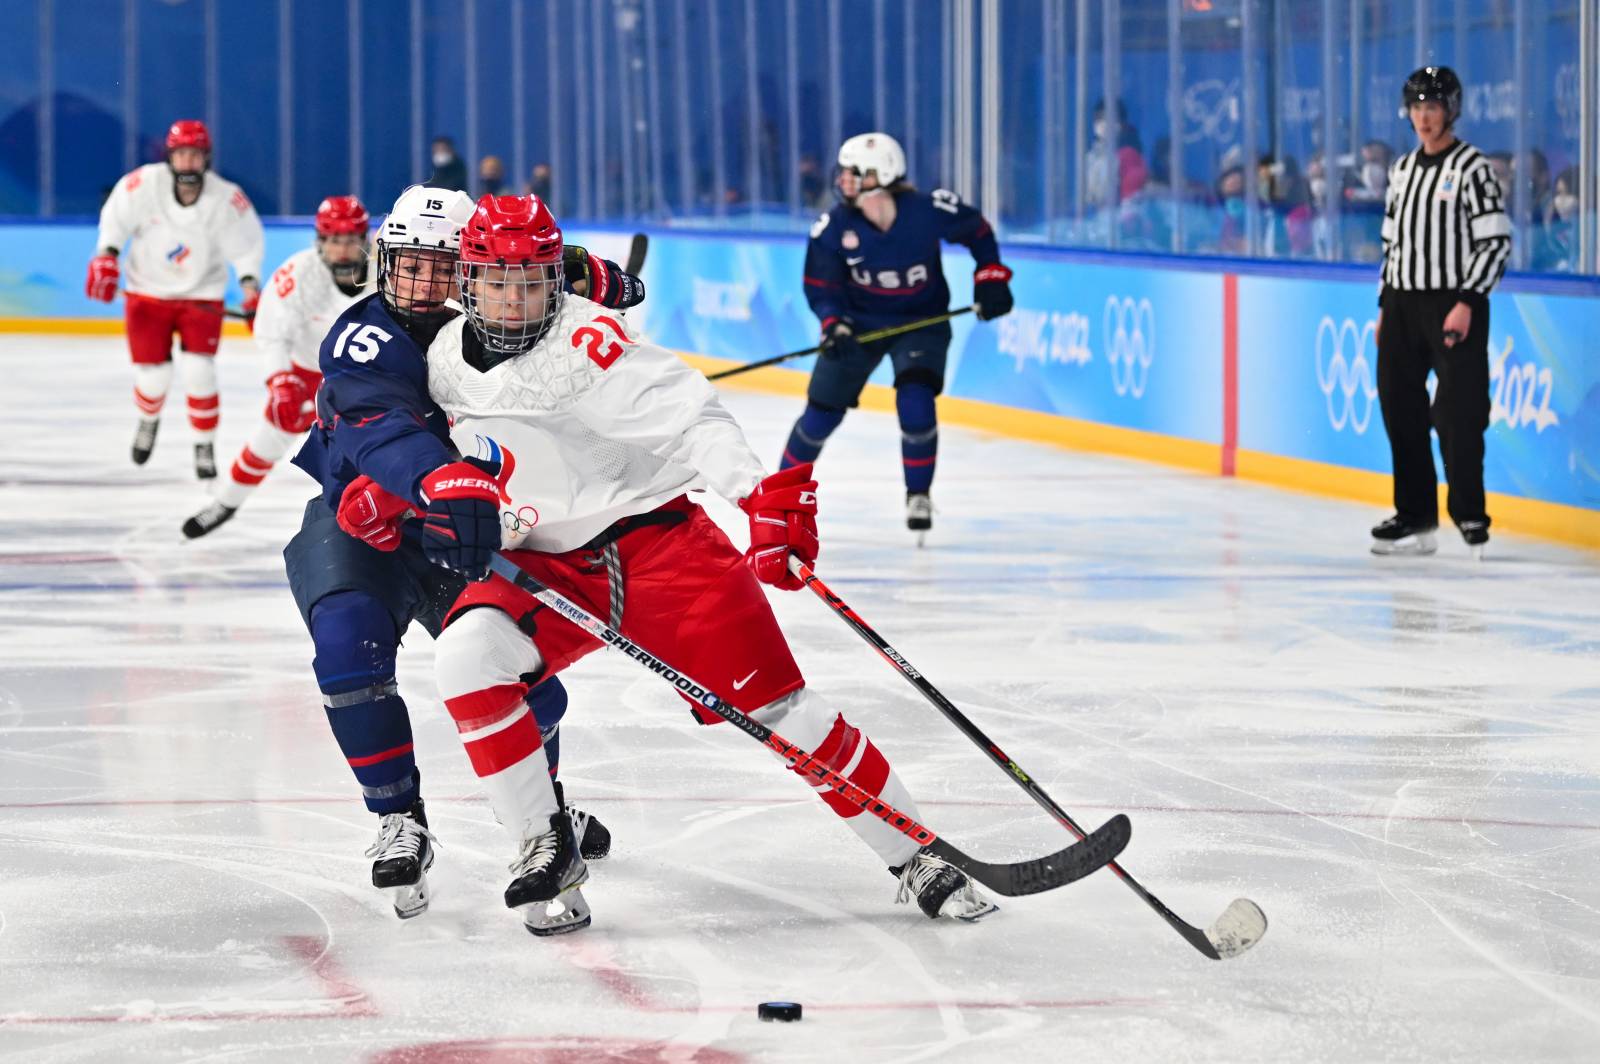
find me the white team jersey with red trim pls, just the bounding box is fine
[251,247,366,376]
[94,163,265,301]
[426,296,767,552]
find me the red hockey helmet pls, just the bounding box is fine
[314,195,371,287]
[165,120,212,154]
[457,194,565,363]
[314,195,370,236]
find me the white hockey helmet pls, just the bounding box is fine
[377,185,477,253]
[837,132,907,188]
[376,185,476,324]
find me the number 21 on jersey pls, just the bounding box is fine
[332,322,393,363]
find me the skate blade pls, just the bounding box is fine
[915,530,927,548]
[946,897,999,923]
[1370,533,1437,556]
[1469,544,1486,561]
[386,875,431,920]
[521,885,592,936]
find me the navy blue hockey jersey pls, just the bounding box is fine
[290,293,453,511]
[803,187,1002,333]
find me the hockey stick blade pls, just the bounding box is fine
[791,557,1267,959]
[927,814,1129,897]
[484,552,1130,900]
[624,232,648,275]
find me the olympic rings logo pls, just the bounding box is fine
[1104,296,1155,399]
[502,505,540,532]
[1314,315,1379,433]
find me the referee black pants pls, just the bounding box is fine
[1375,288,1491,529]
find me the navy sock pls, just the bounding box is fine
[897,383,938,494]
[310,591,419,815]
[780,403,845,469]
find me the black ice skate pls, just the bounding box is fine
[131,418,159,465]
[906,492,933,547]
[181,501,238,539]
[505,809,591,936]
[1457,519,1490,560]
[553,781,611,861]
[194,442,218,480]
[365,799,437,920]
[1370,515,1437,556]
[891,849,999,922]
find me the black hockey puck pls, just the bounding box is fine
[757,1001,802,1022]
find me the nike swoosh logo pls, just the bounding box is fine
[732,668,759,691]
[845,256,865,265]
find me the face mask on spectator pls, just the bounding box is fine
[1310,177,1327,202]
[433,149,453,167]
[1362,162,1386,193]
[1094,119,1109,141]
[1553,193,1577,221]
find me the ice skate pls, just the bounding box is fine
[906,492,933,547]
[891,849,998,922]
[1458,519,1489,561]
[131,418,160,465]
[505,809,591,936]
[1370,515,1437,556]
[181,501,238,539]
[194,442,218,480]
[365,799,437,920]
[555,781,611,860]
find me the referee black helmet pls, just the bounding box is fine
[1400,66,1462,127]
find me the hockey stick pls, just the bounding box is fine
[624,232,649,275]
[788,557,1268,960]
[706,306,974,382]
[484,551,1130,898]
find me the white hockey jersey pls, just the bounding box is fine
[251,247,367,376]
[94,163,265,301]
[426,297,767,552]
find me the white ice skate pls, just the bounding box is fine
[906,492,933,548]
[365,801,437,920]
[893,850,998,922]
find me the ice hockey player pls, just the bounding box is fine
[777,132,1014,542]
[87,119,265,479]
[351,193,998,935]
[182,195,372,539]
[282,185,643,919]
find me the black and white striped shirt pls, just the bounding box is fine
[1380,139,1511,294]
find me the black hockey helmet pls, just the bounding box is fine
[1399,66,1462,127]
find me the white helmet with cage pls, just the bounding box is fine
[837,132,907,188]
[376,185,476,324]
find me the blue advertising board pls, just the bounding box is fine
[1238,275,1600,511]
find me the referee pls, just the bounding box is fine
[1372,66,1511,558]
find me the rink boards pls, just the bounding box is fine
[3,220,1597,547]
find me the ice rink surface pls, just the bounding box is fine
[3,335,1599,1063]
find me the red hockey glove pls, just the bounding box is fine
[264,366,321,433]
[86,254,119,302]
[240,282,261,333]
[337,475,411,552]
[420,459,503,580]
[738,464,819,592]
[973,262,1014,320]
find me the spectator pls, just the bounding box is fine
[527,162,553,205]
[428,136,468,192]
[1486,151,1513,210]
[1345,140,1393,204]
[1533,165,1579,271]
[798,153,827,209]
[478,154,506,197]
[1083,99,1146,210]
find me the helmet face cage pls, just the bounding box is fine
[1400,66,1462,128]
[457,259,564,360]
[378,243,458,325]
[165,121,211,185]
[317,232,370,287]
